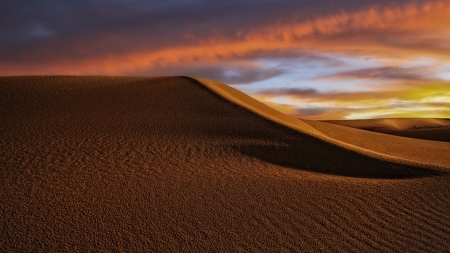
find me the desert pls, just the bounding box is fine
[323,118,450,142]
[1,76,449,252]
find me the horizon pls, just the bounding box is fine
[1,0,449,120]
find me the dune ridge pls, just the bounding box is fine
[323,118,450,142]
[302,120,450,170]
[323,118,450,132]
[1,76,449,252]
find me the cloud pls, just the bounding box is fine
[140,62,286,84]
[260,87,319,96]
[257,81,450,103]
[261,101,450,120]
[316,66,433,81]
[1,0,450,75]
[253,80,450,119]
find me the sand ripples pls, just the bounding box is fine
[1,76,449,252]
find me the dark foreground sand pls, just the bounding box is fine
[1,76,449,252]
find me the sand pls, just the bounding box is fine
[323,118,450,142]
[1,76,449,252]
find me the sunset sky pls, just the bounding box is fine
[1,0,449,119]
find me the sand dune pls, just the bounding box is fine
[197,77,450,172]
[324,118,450,142]
[323,118,450,132]
[303,120,450,171]
[1,76,449,252]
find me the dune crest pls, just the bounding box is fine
[192,77,450,173]
[303,120,450,169]
[190,77,324,136]
[323,118,450,142]
[323,118,450,132]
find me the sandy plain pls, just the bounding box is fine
[1,76,449,252]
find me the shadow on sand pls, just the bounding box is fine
[232,134,443,179]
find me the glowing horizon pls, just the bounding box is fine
[1,0,449,119]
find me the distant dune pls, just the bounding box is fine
[1,76,449,252]
[323,118,450,142]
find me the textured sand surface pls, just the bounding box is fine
[1,76,450,252]
[324,118,450,142]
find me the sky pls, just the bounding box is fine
[1,0,450,120]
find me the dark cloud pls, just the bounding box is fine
[0,0,431,66]
[292,103,450,120]
[134,63,285,84]
[317,66,433,81]
[287,105,365,120]
[260,87,319,96]
[254,80,450,104]
[373,32,450,54]
[295,107,329,117]
[224,49,343,66]
[421,102,450,108]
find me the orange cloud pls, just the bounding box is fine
[2,1,450,76]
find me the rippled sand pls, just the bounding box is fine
[1,76,449,252]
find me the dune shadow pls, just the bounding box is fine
[187,76,443,179]
[232,134,443,179]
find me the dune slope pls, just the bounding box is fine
[302,120,450,170]
[1,76,449,252]
[196,77,450,172]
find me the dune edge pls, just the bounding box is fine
[190,76,449,174]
